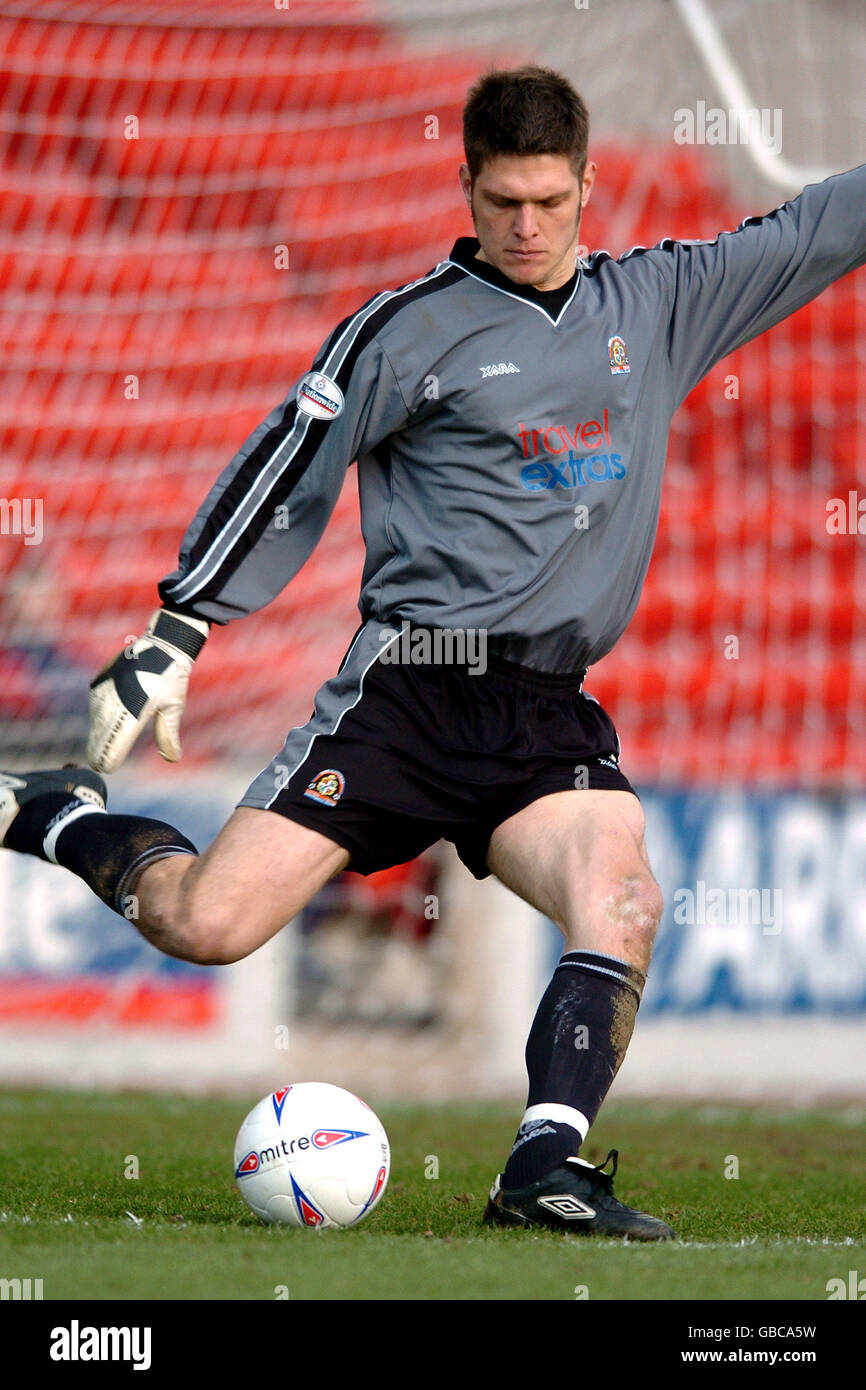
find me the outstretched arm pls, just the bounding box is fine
[159,331,408,623]
[649,162,866,404]
[88,321,408,772]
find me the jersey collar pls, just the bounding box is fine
[446,236,581,326]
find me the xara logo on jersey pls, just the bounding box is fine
[516,408,627,491]
[480,362,521,377]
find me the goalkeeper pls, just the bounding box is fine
[3,66,866,1240]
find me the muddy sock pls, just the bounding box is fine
[503,950,645,1188]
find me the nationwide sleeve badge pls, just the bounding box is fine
[296,371,345,420]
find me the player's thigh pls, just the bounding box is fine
[486,789,662,960]
[141,807,349,963]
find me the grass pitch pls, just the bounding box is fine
[0,1088,863,1301]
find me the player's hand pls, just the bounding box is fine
[87,608,210,773]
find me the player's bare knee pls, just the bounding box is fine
[560,866,662,967]
[604,871,663,960]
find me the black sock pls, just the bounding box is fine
[503,950,645,1189]
[6,793,197,915]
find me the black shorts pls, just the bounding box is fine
[239,624,636,880]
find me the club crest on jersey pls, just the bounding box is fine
[608,335,630,375]
[304,769,345,807]
[296,371,344,420]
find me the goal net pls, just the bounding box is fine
[0,0,863,1095]
[1,0,863,788]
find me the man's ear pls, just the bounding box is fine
[458,162,473,210]
[581,159,598,212]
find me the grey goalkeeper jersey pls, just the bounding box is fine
[159,163,866,674]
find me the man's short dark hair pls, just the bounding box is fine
[463,66,590,183]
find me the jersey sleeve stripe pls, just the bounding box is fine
[161,260,462,613]
[582,204,785,275]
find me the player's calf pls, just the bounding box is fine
[132,857,273,967]
[143,809,350,965]
[486,790,665,1195]
[1,769,348,967]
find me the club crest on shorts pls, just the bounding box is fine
[296,371,344,420]
[607,335,630,375]
[304,769,346,807]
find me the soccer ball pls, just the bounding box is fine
[233,1082,390,1228]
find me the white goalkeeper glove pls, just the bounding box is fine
[87,608,210,773]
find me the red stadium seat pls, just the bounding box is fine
[1,7,862,781]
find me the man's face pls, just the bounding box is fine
[459,152,596,292]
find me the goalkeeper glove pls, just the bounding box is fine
[87,608,210,773]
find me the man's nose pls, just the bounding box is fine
[512,204,539,240]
